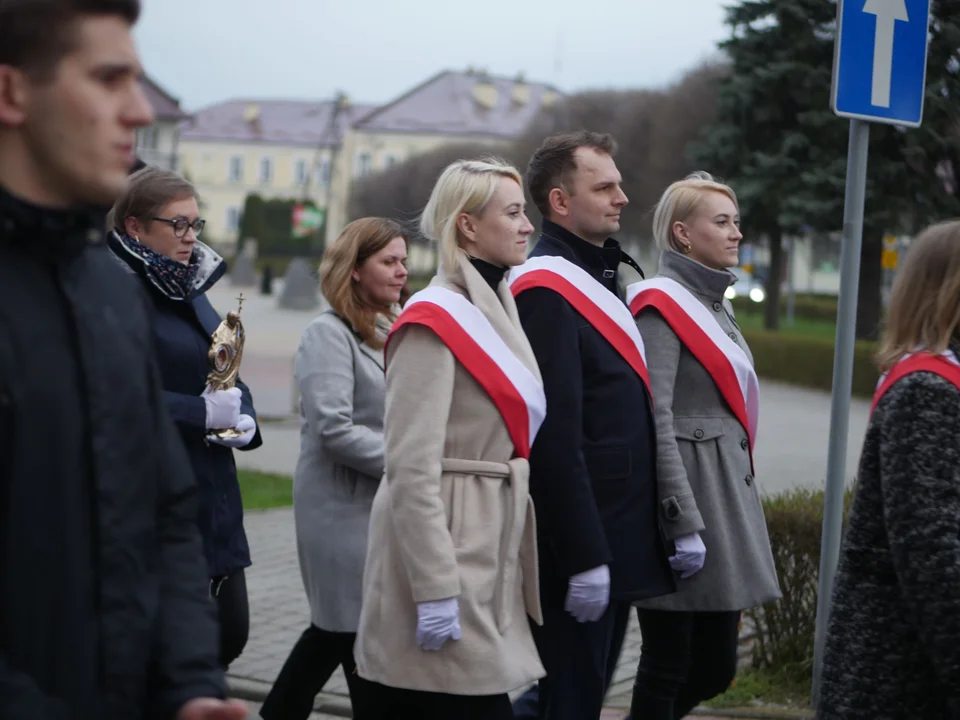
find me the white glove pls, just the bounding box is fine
[415,598,462,651]
[669,532,707,579]
[565,564,610,623]
[207,414,257,449]
[202,386,241,430]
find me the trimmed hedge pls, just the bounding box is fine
[743,330,880,398]
[748,487,855,673]
[732,293,839,323]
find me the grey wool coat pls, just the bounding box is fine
[293,309,391,632]
[818,362,960,719]
[633,251,781,612]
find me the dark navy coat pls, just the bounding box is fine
[514,220,675,605]
[108,232,261,578]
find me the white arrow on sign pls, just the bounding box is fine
[863,0,910,108]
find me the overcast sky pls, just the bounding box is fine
[134,0,731,112]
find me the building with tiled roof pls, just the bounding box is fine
[177,68,561,247]
[325,69,562,243]
[136,75,190,171]
[178,96,375,246]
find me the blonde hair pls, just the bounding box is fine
[652,171,739,253]
[876,220,960,372]
[420,157,523,272]
[319,217,408,349]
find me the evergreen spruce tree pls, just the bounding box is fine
[693,0,960,337]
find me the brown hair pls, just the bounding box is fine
[107,166,199,233]
[320,217,408,349]
[526,130,618,217]
[0,0,140,80]
[877,220,960,372]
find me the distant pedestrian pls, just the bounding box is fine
[260,218,408,720]
[817,219,960,720]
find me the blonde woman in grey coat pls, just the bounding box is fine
[260,218,408,720]
[623,172,781,720]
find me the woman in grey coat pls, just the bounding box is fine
[260,218,409,720]
[624,172,780,720]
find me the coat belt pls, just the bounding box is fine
[440,458,511,478]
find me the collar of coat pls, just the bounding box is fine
[534,219,626,296]
[431,251,542,382]
[0,183,108,262]
[658,250,736,303]
[106,229,226,302]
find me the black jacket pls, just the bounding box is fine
[515,220,675,604]
[107,232,261,578]
[0,187,226,719]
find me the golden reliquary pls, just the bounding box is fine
[206,293,246,440]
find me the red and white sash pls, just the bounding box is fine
[627,277,760,458]
[871,351,960,413]
[386,286,547,459]
[507,255,651,393]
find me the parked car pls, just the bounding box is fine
[725,267,766,303]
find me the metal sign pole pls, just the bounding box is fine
[811,117,870,703]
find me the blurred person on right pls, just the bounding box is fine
[817,219,960,720]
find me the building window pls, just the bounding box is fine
[226,207,241,233]
[228,156,244,183]
[294,159,308,186]
[315,159,331,186]
[354,152,372,179]
[259,157,273,185]
[137,126,158,151]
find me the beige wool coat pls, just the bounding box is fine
[354,254,545,696]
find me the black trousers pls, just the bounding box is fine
[630,609,740,720]
[260,625,372,720]
[212,569,249,669]
[529,600,631,720]
[357,681,513,720]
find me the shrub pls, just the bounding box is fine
[731,293,839,322]
[743,330,880,397]
[748,487,855,673]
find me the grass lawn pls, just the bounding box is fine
[734,310,838,340]
[238,469,293,510]
[705,665,813,711]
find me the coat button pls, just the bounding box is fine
[745,474,754,486]
[713,301,722,312]
[741,438,749,450]
[694,429,704,439]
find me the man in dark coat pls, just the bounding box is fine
[511,131,675,719]
[0,1,246,719]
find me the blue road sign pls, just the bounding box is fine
[831,0,932,127]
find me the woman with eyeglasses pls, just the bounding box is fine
[106,167,262,670]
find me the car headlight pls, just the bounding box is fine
[749,287,765,303]
[724,287,737,300]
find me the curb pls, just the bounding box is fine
[689,707,813,720]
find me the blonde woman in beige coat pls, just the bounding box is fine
[354,158,546,719]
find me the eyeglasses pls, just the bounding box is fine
[152,216,206,238]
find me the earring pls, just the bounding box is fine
[682,243,692,254]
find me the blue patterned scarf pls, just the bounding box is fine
[116,231,201,300]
